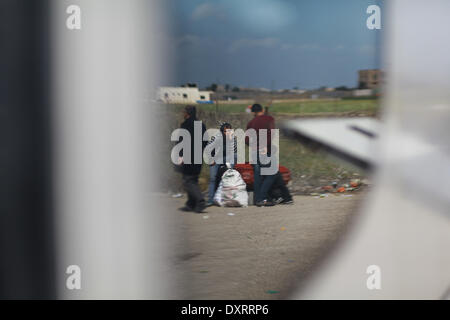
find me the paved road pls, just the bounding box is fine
[168,192,367,299]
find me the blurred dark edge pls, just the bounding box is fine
[0,1,56,299]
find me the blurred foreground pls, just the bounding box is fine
[168,191,367,299]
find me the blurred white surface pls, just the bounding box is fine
[293,0,450,299]
[53,0,171,299]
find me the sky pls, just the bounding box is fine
[165,0,383,90]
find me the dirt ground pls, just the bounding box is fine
[167,191,367,299]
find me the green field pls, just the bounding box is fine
[164,99,379,116]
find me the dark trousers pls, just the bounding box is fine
[268,172,292,201]
[182,174,205,209]
[252,163,277,203]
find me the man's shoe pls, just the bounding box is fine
[273,197,284,205]
[194,205,206,213]
[256,200,276,207]
[255,201,264,207]
[281,199,294,205]
[178,206,193,212]
[264,200,276,207]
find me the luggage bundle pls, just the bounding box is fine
[214,168,248,207]
[233,163,291,191]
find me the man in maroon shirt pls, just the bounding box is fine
[246,104,277,206]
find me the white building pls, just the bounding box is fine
[157,86,213,104]
[352,89,374,97]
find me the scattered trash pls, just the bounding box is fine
[266,290,280,294]
[350,179,361,188]
[332,181,338,188]
[343,184,350,188]
[288,259,295,263]
[337,187,346,193]
[346,187,355,191]
[321,185,333,192]
[342,194,353,197]
[280,227,286,231]
[172,193,183,198]
[227,212,235,216]
[203,215,209,219]
[319,193,328,198]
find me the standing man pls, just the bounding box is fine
[246,104,277,207]
[178,105,207,213]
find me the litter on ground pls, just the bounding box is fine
[266,290,280,294]
[172,193,183,198]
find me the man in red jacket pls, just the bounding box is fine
[246,104,277,207]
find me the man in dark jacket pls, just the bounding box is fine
[178,105,207,213]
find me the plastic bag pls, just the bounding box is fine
[214,169,248,207]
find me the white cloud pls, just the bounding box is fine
[228,38,321,53]
[191,3,224,21]
[280,43,294,50]
[176,34,201,47]
[280,43,320,51]
[231,0,295,32]
[229,38,280,53]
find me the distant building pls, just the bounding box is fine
[288,89,306,94]
[157,86,213,104]
[358,69,383,89]
[215,84,226,92]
